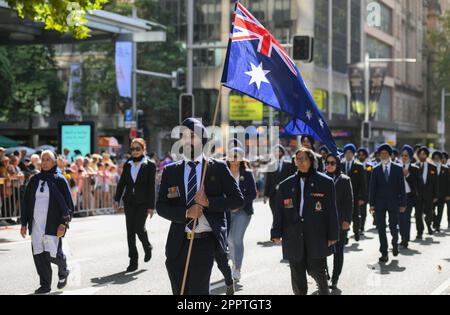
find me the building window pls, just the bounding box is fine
[376,1,393,34]
[332,0,348,73]
[351,0,361,64]
[376,87,391,122]
[194,0,222,43]
[332,93,347,115]
[314,0,329,68]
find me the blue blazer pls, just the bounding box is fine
[156,158,244,260]
[271,171,340,261]
[21,173,74,236]
[236,168,257,215]
[369,163,406,211]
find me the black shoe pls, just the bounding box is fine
[379,255,389,263]
[57,270,70,290]
[345,237,349,245]
[329,279,338,290]
[427,226,434,235]
[354,233,360,242]
[401,241,409,249]
[144,247,152,263]
[226,282,235,295]
[416,235,423,241]
[34,286,51,294]
[126,260,138,273]
[393,247,399,257]
[435,228,441,233]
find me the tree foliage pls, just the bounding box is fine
[6,0,109,39]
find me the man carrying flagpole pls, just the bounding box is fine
[157,118,243,295]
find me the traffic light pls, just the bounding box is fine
[179,94,195,124]
[172,68,186,90]
[136,110,146,138]
[292,35,314,63]
[362,121,371,140]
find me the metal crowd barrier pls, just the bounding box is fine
[0,178,22,221]
[72,175,119,216]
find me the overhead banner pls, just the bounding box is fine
[369,66,387,120]
[64,63,82,120]
[115,41,133,99]
[348,64,365,117]
[349,64,387,120]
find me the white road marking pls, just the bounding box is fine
[430,277,450,295]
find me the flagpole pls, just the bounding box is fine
[180,85,223,295]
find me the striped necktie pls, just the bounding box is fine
[186,161,199,230]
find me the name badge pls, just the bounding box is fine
[283,198,294,209]
[167,186,181,199]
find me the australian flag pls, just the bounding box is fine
[221,2,337,154]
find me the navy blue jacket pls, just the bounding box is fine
[369,163,406,211]
[235,168,257,215]
[156,158,244,260]
[21,173,74,236]
[271,171,340,261]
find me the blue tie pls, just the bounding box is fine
[186,161,199,230]
[384,166,389,182]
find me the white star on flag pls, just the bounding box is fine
[318,119,325,129]
[306,110,313,120]
[245,62,270,90]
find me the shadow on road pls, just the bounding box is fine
[399,248,421,256]
[344,243,363,253]
[257,241,278,248]
[91,270,146,286]
[210,279,243,295]
[413,237,440,246]
[378,260,406,274]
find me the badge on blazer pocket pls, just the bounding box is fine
[283,198,294,209]
[314,201,323,212]
[167,186,181,199]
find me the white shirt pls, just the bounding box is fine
[128,159,145,182]
[299,178,305,217]
[31,181,60,258]
[420,162,428,184]
[184,155,212,233]
[401,162,411,194]
[436,163,442,176]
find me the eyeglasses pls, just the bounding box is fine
[130,147,142,152]
[295,157,310,163]
[325,161,337,166]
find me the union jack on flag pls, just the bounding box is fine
[221,1,337,154]
[231,3,298,76]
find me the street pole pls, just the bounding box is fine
[363,52,370,148]
[132,5,137,123]
[187,0,194,95]
[441,89,450,150]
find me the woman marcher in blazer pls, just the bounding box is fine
[324,153,353,290]
[20,150,74,294]
[114,138,156,272]
[227,147,257,282]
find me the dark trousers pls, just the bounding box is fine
[415,198,433,235]
[124,202,152,261]
[32,240,68,290]
[399,194,414,243]
[375,207,399,256]
[331,231,347,283]
[448,200,450,227]
[214,248,233,286]
[289,257,329,295]
[433,199,446,230]
[166,234,215,295]
[352,201,362,235]
[359,202,368,232]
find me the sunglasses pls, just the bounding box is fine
[130,147,142,152]
[40,181,45,193]
[325,161,337,166]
